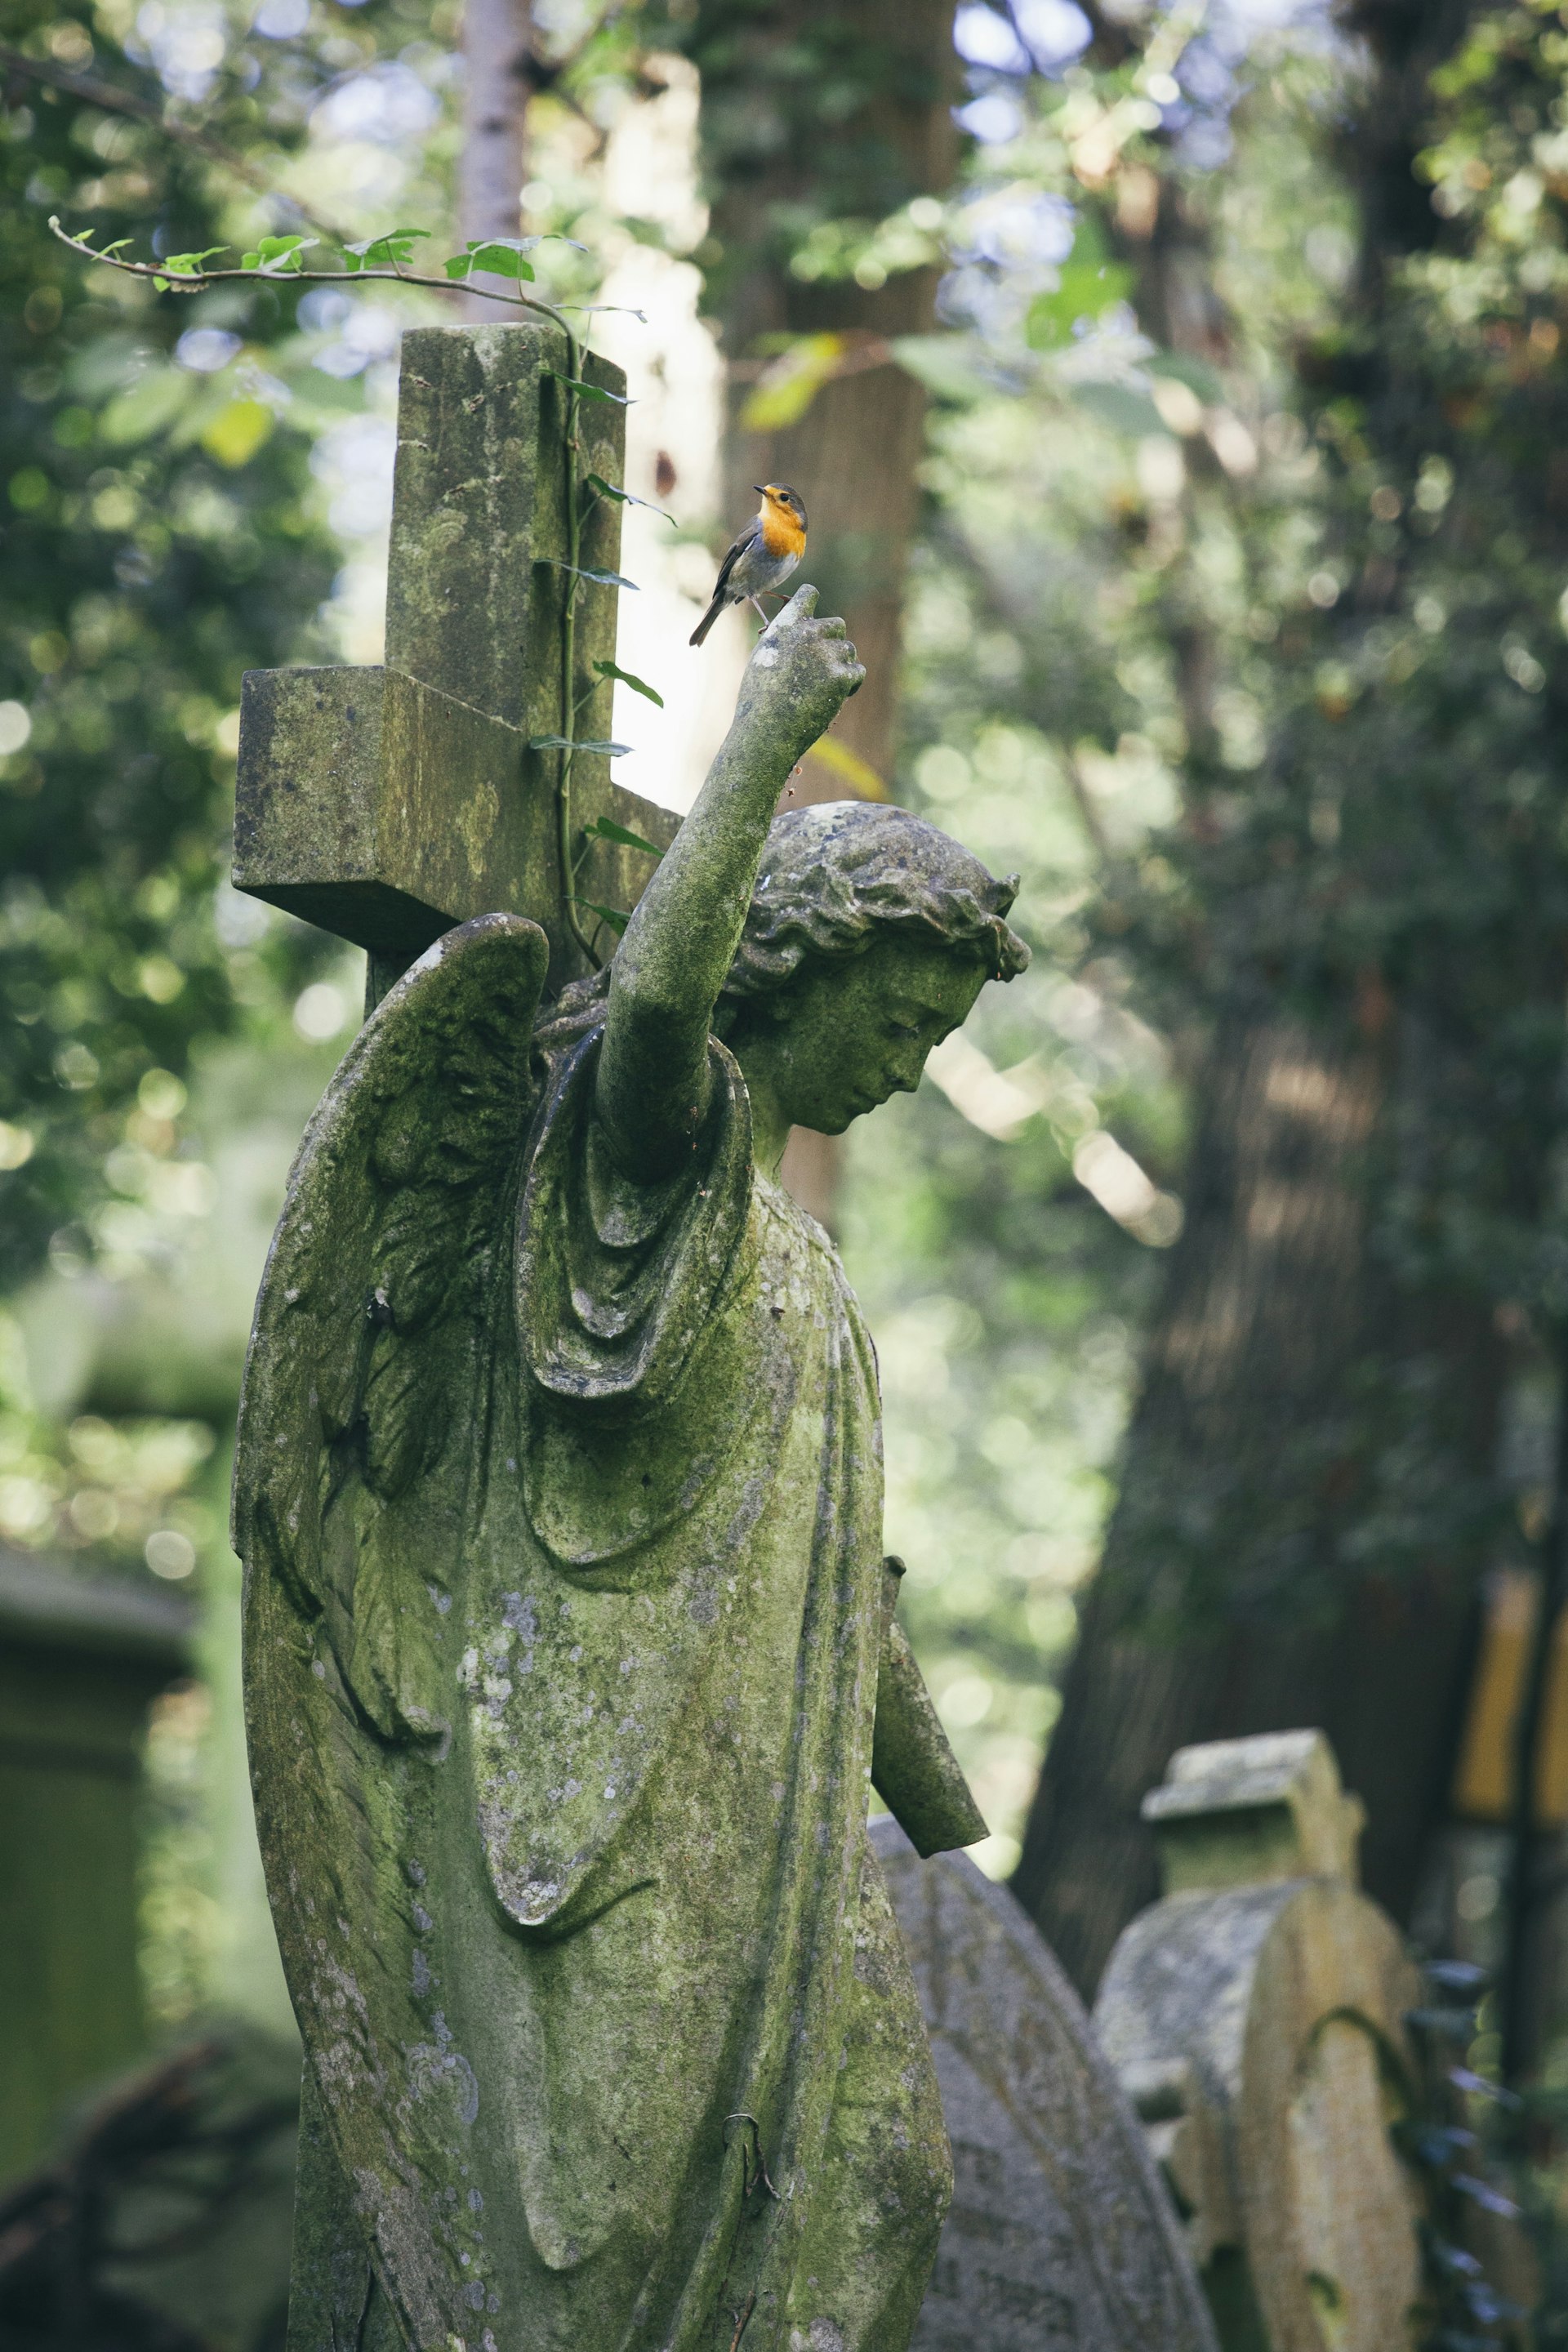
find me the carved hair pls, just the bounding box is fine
[555,800,1029,1031]
[718,802,1030,1023]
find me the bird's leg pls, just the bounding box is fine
[749,595,769,622]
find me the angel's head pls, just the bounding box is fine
[713,801,1029,1140]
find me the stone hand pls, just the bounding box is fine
[736,585,866,769]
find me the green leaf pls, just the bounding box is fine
[741,332,848,432]
[592,658,664,708]
[341,228,430,274]
[582,813,663,856]
[100,366,193,445]
[584,474,675,525]
[154,246,227,287]
[1025,220,1134,351]
[241,235,317,274]
[1147,350,1223,406]
[1069,381,1165,437]
[888,334,991,404]
[538,559,639,590]
[443,237,539,283]
[528,735,635,755]
[546,372,631,407]
[157,247,227,278]
[567,896,630,936]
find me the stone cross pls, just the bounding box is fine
[231,323,678,1006]
[1094,1731,1425,2352]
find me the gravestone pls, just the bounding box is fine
[1094,1731,1424,2352]
[0,1544,192,2182]
[234,323,679,1009]
[231,317,1040,2350]
[872,1816,1218,2352]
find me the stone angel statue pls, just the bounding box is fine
[234,589,1030,2352]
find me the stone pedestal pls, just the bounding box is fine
[0,1546,191,2181]
[1093,1731,1424,2352]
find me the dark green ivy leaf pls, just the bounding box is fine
[528,736,634,755]
[537,559,639,590]
[546,372,631,407]
[592,658,664,708]
[567,896,630,935]
[584,474,675,525]
[582,814,663,856]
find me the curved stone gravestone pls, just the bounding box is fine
[1094,1732,1425,2352]
[871,1816,1218,2352]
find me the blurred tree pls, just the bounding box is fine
[458,0,531,314]
[650,0,962,1219]
[0,0,345,1294]
[1004,0,1568,2056]
[658,0,960,780]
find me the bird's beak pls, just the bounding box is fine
[753,484,768,495]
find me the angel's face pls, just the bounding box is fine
[735,937,988,1143]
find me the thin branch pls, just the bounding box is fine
[1,42,345,238]
[48,218,572,334]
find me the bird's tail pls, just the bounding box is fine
[689,596,724,648]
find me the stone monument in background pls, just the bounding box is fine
[1096,1731,1427,2352]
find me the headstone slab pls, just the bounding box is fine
[1144,1729,1368,1896]
[1094,1732,1425,2352]
[871,1816,1218,2352]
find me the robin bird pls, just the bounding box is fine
[689,484,808,647]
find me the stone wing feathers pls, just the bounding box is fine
[232,915,548,2345]
[234,912,547,1738]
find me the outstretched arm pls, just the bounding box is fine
[595,587,864,1182]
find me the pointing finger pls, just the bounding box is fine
[767,583,818,633]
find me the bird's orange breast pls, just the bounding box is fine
[760,505,807,560]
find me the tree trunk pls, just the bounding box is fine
[1013,1013,1501,1993]
[693,0,958,1220]
[1014,0,1506,1999]
[696,0,956,778]
[460,0,531,317]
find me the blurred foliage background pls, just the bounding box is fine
[11,0,1568,2337]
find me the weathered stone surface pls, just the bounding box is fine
[872,1817,1219,2352]
[234,539,1033,2349]
[1094,1732,1425,2352]
[871,1560,987,1858]
[234,664,675,967]
[385,324,620,738]
[1143,1725,1368,1896]
[233,324,676,998]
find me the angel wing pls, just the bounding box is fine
[233,911,549,2345]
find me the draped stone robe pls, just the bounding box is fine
[236,917,961,2352]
